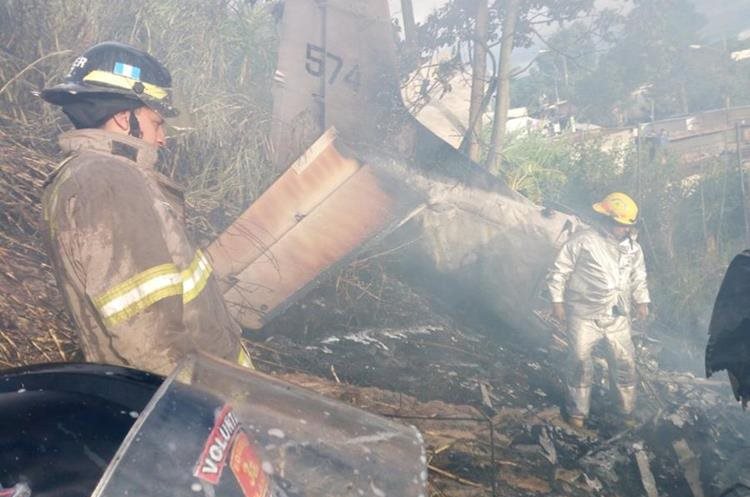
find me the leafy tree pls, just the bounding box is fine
[412,0,599,171]
[511,21,601,112]
[514,0,750,125]
[586,0,706,123]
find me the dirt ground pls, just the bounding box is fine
[254,266,750,497]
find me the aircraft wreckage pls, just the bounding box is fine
[206,0,581,337]
[3,1,750,496]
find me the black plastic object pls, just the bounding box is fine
[706,249,750,406]
[0,363,163,497]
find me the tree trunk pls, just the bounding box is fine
[485,0,521,174]
[401,0,417,49]
[466,0,489,162]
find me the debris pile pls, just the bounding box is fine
[258,271,750,497]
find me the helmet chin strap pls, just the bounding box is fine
[128,110,143,139]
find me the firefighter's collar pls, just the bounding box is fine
[594,224,635,248]
[58,128,158,169]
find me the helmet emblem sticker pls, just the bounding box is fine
[193,405,241,484]
[67,56,88,76]
[114,62,141,81]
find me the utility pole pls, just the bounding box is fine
[737,123,750,246]
[635,125,642,203]
[722,36,731,109]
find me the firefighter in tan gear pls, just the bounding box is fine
[547,192,650,428]
[40,42,252,375]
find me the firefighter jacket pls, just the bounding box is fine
[546,227,650,319]
[42,129,243,375]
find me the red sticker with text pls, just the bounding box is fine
[230,431,270,497]
[193,405,241,484]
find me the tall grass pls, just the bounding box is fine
[0,0,278,240]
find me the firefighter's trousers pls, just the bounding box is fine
[565,315,637,418]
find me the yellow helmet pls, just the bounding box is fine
[592,192,638,225]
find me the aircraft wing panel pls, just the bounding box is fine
[207,128,360,279]
[216,139,421,329]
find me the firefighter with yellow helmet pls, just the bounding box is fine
[40,42,252,374]
[546,192,650,428]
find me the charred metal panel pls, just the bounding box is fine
[213,134,421,329]
[207,129,360,279]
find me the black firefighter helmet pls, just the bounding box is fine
[41,41,178,128]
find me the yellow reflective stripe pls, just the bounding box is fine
[93,263,182,326]
[182,249,213,304]
[103,284,183,327]
[93,250,213,327]
[93,263,179,308]
[238,343,255,370]
[83,70,168,100]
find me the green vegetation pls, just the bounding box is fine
[492,131,746,340]
[0,0,278,241]
[512,0,750,125]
